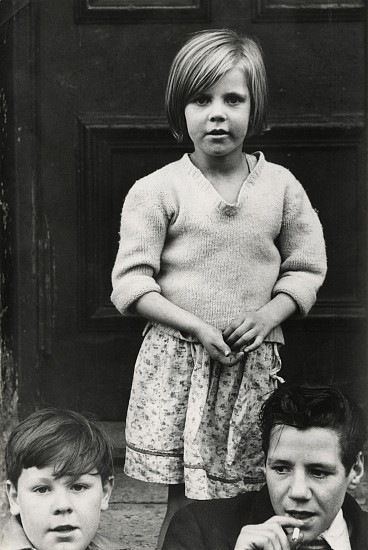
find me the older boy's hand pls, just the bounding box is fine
[194,322,244,366]
[223,311,272,353]
[234,516,304,549]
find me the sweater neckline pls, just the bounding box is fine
[181,152,264,213]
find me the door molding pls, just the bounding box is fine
[74,0,211,24]
[8,2,41,415]
[252,0,364,22]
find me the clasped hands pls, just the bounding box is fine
[194,311,272,367]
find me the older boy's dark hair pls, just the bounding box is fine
[260,384,366,474]
[6,408,114,487]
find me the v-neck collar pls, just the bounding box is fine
[182,151,264,213]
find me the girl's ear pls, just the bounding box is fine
[6,480,21,516]
[347,452,364,490]
[100,476,114,511]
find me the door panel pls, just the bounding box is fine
[13,0,366,418]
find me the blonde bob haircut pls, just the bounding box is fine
[165,29,268,143]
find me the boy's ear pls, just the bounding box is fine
[347,452,364,490]
[100,476,114,511]
[6,480,21,516]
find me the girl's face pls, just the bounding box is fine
[184,64,251,163]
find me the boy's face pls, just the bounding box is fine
[265,425,364,541]
[6,466,113,550]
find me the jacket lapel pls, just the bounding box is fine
[247,485,275,524]
[342,493,368,550]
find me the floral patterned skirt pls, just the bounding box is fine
[124,323,283,499]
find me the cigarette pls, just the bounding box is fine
[291,528,300,542]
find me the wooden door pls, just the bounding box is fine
[5,0,366,421]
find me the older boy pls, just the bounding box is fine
[1,408,122,550]
[163,384,367,549]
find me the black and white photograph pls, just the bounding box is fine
[0,1,367,549]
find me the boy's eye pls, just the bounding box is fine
[272,465,290,475]
[311,470,328,479]
[33,486,50,494]
[71,484,87,492]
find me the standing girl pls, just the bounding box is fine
[111,29,327,544]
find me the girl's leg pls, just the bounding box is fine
[156,483,194,550]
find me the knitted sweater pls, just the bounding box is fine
[111,152,327,343]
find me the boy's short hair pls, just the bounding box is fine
[260,384,367,474]
[6,408,114,486]
[165,28,268,142]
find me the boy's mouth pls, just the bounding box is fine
[287,510,316,521]
[51,525,77,532]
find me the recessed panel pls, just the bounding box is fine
[77,116,365,331]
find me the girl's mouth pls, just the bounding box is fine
[208,129,228,135]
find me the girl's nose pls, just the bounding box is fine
[209,99,226,121]
[51,488,73,514]
[288,472,311,501]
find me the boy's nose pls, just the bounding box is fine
[288,472,311,501]
[51,489,73,514]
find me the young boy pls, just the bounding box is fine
[1,408,123,550]
[163,384,367,549]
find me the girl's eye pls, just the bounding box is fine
[226,95,242,105]
[194,96,210,106]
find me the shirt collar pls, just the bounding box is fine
[0,515,35,550]
[320,509,351,550]
[0,515,121,550]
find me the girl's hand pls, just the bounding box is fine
[223,311,272,353]
[234,516,304,550]
[194,322,244,366]
[223,295,298,353]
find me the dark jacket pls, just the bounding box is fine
[163,486,368,550]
